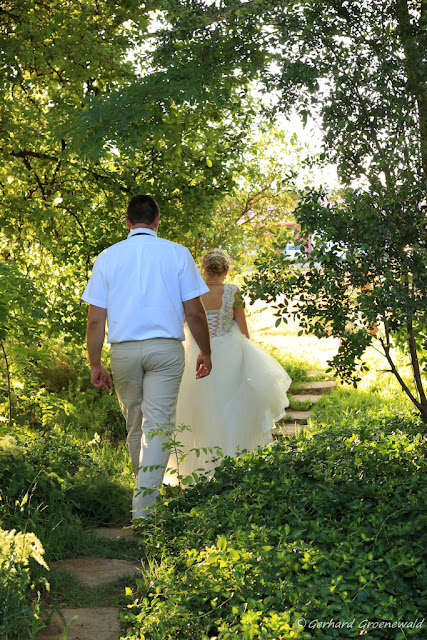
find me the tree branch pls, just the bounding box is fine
[403,270,427,407]
[0,341,12,430]
[379,328,420,409]
[236,183,274,224]
[21,156,46,198]
[10,149,59,162]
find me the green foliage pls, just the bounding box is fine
[0,422,135,637]
[122,413,426,639]
[1,0,153,339]
[0,0,259,364]
[152,0,425,183]
[188,127,304,268]
[0,263,44,344]
[244,183,427,421]
[0,428,133,549]
[311,375,415,428]
[0,335,127,446]
[0,527,47,640]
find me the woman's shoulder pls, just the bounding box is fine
[225,282,239,293]
[223,283,242,308]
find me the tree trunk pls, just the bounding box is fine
[395,0,427,183]
[0,341,12,430]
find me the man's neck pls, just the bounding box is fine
[130,224,156,231]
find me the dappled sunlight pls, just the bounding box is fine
[247,299,421,418]
[247,297,340,369]
[245,299,419,423]
[254,333,340,370]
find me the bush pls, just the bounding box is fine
[0,424,134,636]
[0,429,133,553]
[123,413,426,639]
[0,527,48,640]
[1,338,127,444]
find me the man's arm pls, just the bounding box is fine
[182,297,212,378]
[86,304,113,392]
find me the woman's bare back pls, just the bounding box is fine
[201,284,226,311]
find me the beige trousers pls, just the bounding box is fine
[110,338,185,519]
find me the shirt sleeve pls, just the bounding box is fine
[81,252,108,309]
[179,248,209,302]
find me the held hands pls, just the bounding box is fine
[196,353,212,379]
[90,365,113,393]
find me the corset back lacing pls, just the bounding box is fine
[205,284,237,338]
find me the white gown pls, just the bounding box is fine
[165,283,292,484]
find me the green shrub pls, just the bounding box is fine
[0,527,48,640]
[65,474,132,526]
[1,338,127,443]
[0,429,133,555]
[97,393,127,443]
[122,413,426,639]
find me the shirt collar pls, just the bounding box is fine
[128,228,157,238]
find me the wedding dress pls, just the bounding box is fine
[165,283,292,484]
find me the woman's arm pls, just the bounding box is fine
[233,289,250,339]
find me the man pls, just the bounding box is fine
[81,195,211,520]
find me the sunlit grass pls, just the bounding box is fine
[248,298,340,371]
[248,299,422,424]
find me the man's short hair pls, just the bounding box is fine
[127,195,159,225]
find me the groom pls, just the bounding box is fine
[81,194,212,519]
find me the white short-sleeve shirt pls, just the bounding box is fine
[81,228,209,343]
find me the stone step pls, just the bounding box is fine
[290,393,323,405]
[51,557,141,589]
[272,422,304,438]
[283,410,312,424]
[37,607,121,640]
[93,527,139,541]
[293,380,337,394]
[306,370,323,377]
[272,410,312,439]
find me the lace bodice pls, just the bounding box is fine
[206,283,238,338]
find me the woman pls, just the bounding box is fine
[166,249,292,484]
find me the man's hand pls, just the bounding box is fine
[196,353,212,379]
[90,365,113,393]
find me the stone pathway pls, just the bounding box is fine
[38,608,121,640]
[37,528,141,640]
[273,371,337,438]
[50,557,140,589]
[38,372,337,639]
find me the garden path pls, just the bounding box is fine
[37,528,141,640]
[273,371,337,437]
[37,373,336,639]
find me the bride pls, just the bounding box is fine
[166,249,292,484]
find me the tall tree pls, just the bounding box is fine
[0,0,262,422]
[149,0,425,184]
[1,0,150,333]
[0,0,256,338]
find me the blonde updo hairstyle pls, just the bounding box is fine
[200,249,232,278]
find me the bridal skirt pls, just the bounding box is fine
[165,322,292,484]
